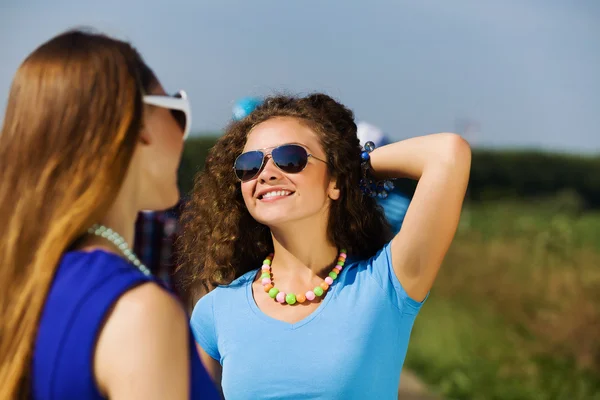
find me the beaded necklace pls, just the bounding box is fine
[259,249,347,305]
[87,224,152,276]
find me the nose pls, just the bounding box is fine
[257,156,283,183]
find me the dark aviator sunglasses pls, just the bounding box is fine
[233,144,327,182]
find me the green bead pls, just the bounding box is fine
[329,271,338,280]
[263,259,272,266]
[268,288,279,298]
[313,286,324,297]
[341,249,347,253]
[260,272,270,279]
[337,260,344,265]
[285,293,297,305]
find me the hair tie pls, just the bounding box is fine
[359,141,395,199]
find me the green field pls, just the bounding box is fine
[405,201,600,400]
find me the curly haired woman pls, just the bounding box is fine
[178,93,471,399]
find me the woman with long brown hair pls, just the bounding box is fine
[0,29,218,399]
[178,93,471,399]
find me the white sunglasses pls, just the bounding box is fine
[143,90,191,140]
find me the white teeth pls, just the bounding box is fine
[262,190,291,199]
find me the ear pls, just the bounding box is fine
[328,179,341,201]
[138,123,151,145]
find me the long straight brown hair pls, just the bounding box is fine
[0,29,156,398]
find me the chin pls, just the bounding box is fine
[143,188,180,212]
[163,191,181,209]
[252,209,302,228]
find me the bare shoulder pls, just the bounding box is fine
[110,281,187,325]
[94,282,191,399]
[101,282,188,340]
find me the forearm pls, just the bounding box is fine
[368,133,471,181]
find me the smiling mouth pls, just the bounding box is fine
[258,190,295,200]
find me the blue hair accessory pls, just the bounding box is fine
[232,97,262,121]
[359,141,395,199]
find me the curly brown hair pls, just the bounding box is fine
[176,93,392,303]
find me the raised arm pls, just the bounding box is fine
[369,133,471,302]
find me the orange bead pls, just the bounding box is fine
[320,282,329,291]
[296,294,306,303]
[263,284,273,292]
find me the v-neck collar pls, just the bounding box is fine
[244,265,349,330]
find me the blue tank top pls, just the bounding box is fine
[32,250,219,400]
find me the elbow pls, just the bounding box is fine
[439,133,472,168]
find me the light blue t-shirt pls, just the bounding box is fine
[190,242,426,400]
[378,188,411,235]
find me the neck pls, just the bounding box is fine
[78,179,140,254]
[269,217,338,280]
[99,206,138,246]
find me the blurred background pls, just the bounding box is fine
[2,1,599,399]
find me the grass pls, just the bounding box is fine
[405,201,600,400]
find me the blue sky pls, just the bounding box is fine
[1,0,598,153]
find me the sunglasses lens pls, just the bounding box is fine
[272,144,309,174]
[171,109,186,133]
[234,151,264,181]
